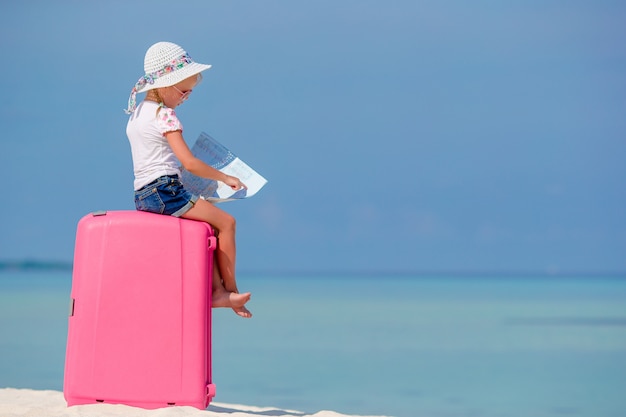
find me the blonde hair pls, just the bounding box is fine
[145,89,165,117]
[146,89,163,104]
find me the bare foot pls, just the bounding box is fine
[212,289,252,318]
[233,305,252,318]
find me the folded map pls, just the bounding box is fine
[181,132,268,203]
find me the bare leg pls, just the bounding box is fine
[182,198,252,318]
[211,257,252,318]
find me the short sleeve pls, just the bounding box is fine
[156,106,183,134]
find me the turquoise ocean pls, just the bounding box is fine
[1,270,625,417]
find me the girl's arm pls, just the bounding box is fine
[165,130,246,190]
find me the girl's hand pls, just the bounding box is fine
[224,175,247,191]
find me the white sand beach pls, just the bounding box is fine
[0,388,390,417]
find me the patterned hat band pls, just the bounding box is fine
[125,53,205,114]
[137,54,193,90]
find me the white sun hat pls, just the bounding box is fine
[125,41,212,114]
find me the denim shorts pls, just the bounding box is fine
[134,175,199,217]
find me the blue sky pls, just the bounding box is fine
[1,1,624,274]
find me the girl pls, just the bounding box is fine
[125,41,251,318]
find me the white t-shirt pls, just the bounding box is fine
[126,101,184,190]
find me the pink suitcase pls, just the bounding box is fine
[63,210,217,409]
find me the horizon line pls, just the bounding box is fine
[1,259,624,278]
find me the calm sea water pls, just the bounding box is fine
[1,271,625,417]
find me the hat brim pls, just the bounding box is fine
[136,62,212,93]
